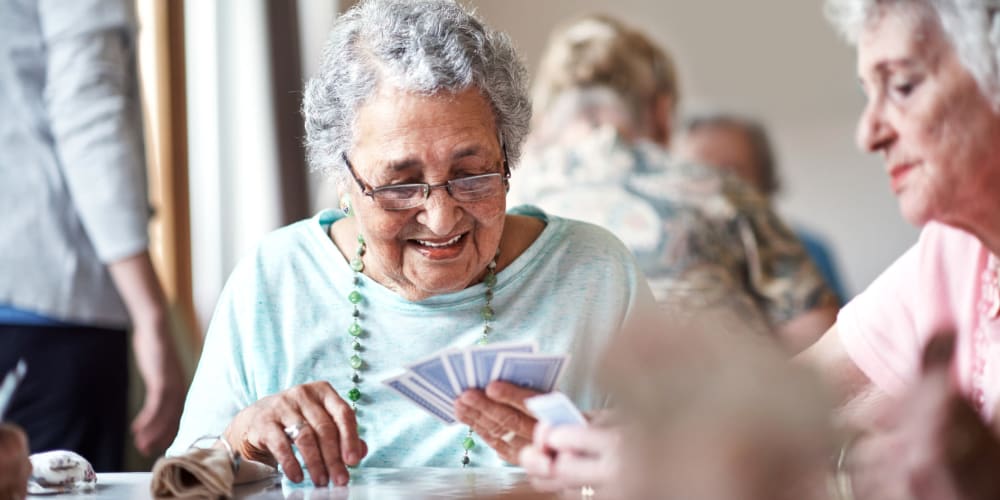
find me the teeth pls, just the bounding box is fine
[416,234,462,247]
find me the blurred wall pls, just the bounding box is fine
[464,0,920,296]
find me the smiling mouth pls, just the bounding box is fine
[412,233,465,248]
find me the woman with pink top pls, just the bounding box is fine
[800,0,1000,498]
[523,1,1000,498]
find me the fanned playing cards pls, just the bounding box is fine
[382,341,569,424]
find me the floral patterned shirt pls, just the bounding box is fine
[510,126,836,331]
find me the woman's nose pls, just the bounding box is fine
[856,101,895,153]
[417,186,463,234]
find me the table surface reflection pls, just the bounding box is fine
[46,468,558,499]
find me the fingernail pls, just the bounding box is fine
[346,452,358,464]
[336,473,349,486]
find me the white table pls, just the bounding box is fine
[41,468,557,499]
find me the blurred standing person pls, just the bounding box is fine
[512,14,838,352]
[676,113,849,303]
[0,0,185,471]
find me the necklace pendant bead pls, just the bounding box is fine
[349,321,362,337]
[350,258,364,272]
[476,337,489,345]
[462,437,476,450]
[484,274,497,287]
[480,306,494,321]
[461,456,470,466]
[347,387,362,402]
[352,340,362,351]
[350,355,363,369]
[351,373,361,383]
[348,291,362,304]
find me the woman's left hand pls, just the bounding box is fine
[454,381,540,463]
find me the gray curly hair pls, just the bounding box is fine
[825,0,1000,109]
[302,0,531,183]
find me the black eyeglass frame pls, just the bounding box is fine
[342,143,511,211]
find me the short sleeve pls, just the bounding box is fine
[167,262,255,456]
[837,240,922,395]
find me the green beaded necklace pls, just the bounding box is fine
[345,233,499,467]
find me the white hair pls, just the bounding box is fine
[302,0,531,182]
[825,0,1000,108]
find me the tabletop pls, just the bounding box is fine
[38,468,561,499]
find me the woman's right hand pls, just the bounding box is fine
[223,381,367,486]
[0,423,31,500]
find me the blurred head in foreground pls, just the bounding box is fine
[601,305,836,499]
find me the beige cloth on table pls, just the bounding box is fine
[150,447,235,499]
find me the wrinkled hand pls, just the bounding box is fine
[130,314,186,456]
[0,423,31,500]
[847,334,1000,500]
[454,381,540,463]
[223,381,367,486]
[519,423,620,493]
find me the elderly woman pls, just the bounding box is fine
[801,0,1000,498]
[166,0,652,488]
[525,0,1000,498]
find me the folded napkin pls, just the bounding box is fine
[150,446,235,499]
[28,450,97,494]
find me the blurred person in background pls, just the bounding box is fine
[511,13,838,353]
[676,113,849,303]
[0,0,185,471]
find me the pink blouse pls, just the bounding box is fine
[838,222,1000,419]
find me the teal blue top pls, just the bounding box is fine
[168,206,654,471]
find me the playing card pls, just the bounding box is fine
[466,341,537,388]
[490,353,568,393]
[408,353,459,401]
[441,349,471,394]
[525,391,587,427]
[383,373,457,424]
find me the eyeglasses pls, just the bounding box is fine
[342,146,511,211]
